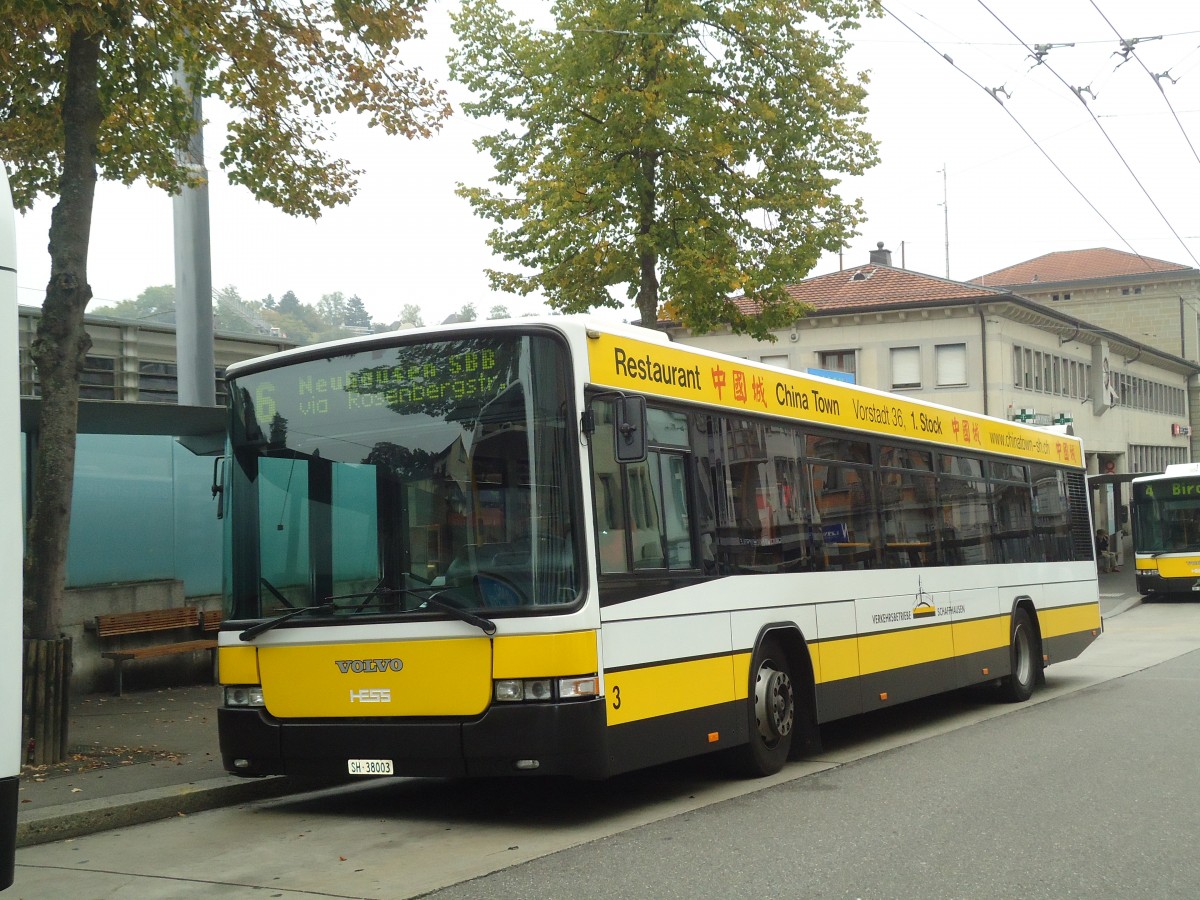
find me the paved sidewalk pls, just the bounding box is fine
[15,684,319,848]
[15,565,1144,848]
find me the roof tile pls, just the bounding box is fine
[732,265,1007,317]
[971,248,1189,287]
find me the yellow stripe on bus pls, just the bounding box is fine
[1150,557,1200,579]
[858,624,955,676]
[817,637,860,683]
[606,655,738,726]
[493,631,598,678]
[952,616,1010,656]
[218,645,259,685]
[1038,602,1102,638]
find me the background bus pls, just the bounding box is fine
[216,319,1101,782]
[1131,463,1200,597]
[1,164,21,890]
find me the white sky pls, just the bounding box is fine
[10,0,1200,327]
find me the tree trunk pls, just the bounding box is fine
[634,151,660,328]
[24,28,102,640]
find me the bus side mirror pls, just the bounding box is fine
[212,456,226,519]
[615,395,647,464]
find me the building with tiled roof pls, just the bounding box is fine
[971,248,1200,365]
[974,248,1191,287]
[665,244,1197,536]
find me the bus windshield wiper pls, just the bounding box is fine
[419,593,497,637]
[324,586,497,636]
[239,603,335,642]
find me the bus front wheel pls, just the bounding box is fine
[1000,608,1037,703]
[732,637,795,777]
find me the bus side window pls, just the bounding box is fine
[591,402,630,573]
[628,458,665,568]
[591,398,701,574]
[658,453,695,569]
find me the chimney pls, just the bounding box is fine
[869,242,892,266]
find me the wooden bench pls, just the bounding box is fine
[92,607,217,696]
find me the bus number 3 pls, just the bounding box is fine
[612,686,621,710]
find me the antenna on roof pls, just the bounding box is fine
[938,164,950,279]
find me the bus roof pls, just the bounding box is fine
[226,315,1085,470]
[1132,463,1200,484]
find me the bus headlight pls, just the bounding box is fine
[224,686,265,707]
[493,676,597,703]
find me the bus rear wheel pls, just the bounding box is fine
[1000,608,1037,703]
[732,637,795,777]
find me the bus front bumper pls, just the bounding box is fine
[1136,571,1200,595]
[219,698,610,779]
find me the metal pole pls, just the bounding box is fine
[172,64,216,407]
[940,164,950,279]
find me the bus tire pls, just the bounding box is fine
[1000,608,1036,703]
[732,636,795,777]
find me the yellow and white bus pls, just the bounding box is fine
[1,164,21,890]
[217,318,1102,780]
[1131,464,1200,597]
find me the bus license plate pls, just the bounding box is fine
[347,758,393,776]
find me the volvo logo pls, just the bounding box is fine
[334,658,404,674]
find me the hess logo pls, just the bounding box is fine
[349,688,391,703]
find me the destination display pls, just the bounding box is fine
[588,333,1084,468]
[1133,479,1200,502]
[245,344,511,425]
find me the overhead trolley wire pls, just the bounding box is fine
[974,0,1200,269]
[1087,0,1200,172]
[879,3,1151,268]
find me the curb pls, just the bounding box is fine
[1103,594,1143,621]
[16,775,334,848]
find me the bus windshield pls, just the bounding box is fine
[1132,480,1200,553]
[224,332,580,621]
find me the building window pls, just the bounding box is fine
[1129,444,1188,474]
[760,354,790,369]
[935,343,967,387]
[890,347,921,389]
[80,356,117,400]
[818,349,856,377]
[31,354,117,400]
[139,361,178,403]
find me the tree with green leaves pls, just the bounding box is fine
[444,303,477,324]
[93,284,176,322]
[450,0,879,338]
[345,295,372,329]
[1,1,450,640]
[317,291,350,327]
[388,303,425,331]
